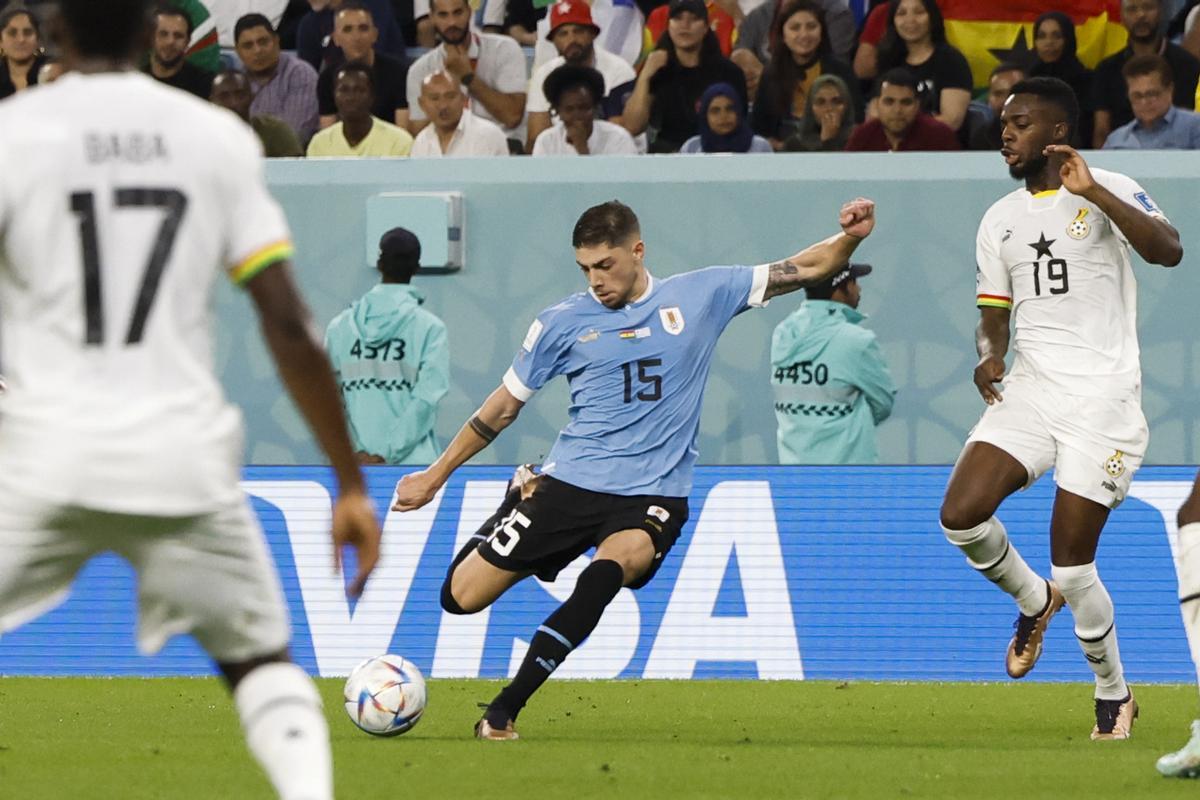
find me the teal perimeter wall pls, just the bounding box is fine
[216,152,1200,466]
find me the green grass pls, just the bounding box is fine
[2,679,1200,798]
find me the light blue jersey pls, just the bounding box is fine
[503,265,769,497]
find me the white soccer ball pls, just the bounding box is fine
[343,655,427,736]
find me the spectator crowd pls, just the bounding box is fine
[5,0,1200,155]
[4,0,1196,466]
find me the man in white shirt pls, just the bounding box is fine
[525,0,635,151]
[406,0,527,140]
[532,64,637,155]
[0,1,380,797]
[411,70,511,156]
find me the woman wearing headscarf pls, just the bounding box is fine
[783,73,855,151]
[680,82,773,152]
[751,0,861,148]
[1028,11,1094,147]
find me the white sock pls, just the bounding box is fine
[943,517,1047,616]
[234,662,333,800]
[1052,562,1128,701]
[1173,522,1200,693]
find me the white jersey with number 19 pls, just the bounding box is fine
[974,168,1170,401]
[0,72,293,515]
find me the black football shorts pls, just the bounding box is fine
[473,475,688,589]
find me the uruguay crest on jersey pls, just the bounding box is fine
[659,306,685,335]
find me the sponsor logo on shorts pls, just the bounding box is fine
[1067,208,1091,240]
[647,505,670,522]
[1104,450,1126,478]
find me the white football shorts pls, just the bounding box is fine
[965,375,1148,509]
[0,488,290,663]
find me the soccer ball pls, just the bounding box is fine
[343,655,427,736]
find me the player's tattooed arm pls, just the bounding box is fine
[763,198,876,300]
[762,248,849,300]
[393,384,525,511]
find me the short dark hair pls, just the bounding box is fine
[0,5,40,38]
[234,12,274,43]
[154,2,194,38]
[544,64,605,109]
[991,61,1026,80]
[804,281,838,300]
[379,253,419,282]
[61,0,150,58]
[877,66,918,94]
[572,201,640,249]
[431,0,472,13]
[1009,76,1080,139]
[335,0,376,22]
[335,60,375,91]
[1123,53,1173,85]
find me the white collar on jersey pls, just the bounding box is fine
[589,272,655,308]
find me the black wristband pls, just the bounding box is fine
[468,415,498,443]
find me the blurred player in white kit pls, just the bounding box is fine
[0,2,381,798]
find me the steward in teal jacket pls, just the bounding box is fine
[771,264,895,464]
[325,228,449,464]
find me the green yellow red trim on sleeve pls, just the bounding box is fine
[229,240,294,285]
[977,294,1013,310]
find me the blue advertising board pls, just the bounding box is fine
[0,466,1195,683]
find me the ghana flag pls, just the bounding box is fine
[942,0,1128,89]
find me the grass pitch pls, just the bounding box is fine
[2,679,1199,799]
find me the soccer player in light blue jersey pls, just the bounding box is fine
[393,197,876,739]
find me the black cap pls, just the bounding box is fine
[668,0,707,19]
[811,262,872,293]
[379,227,421,262]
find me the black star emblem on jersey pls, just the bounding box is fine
[1027,232,1056,259]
